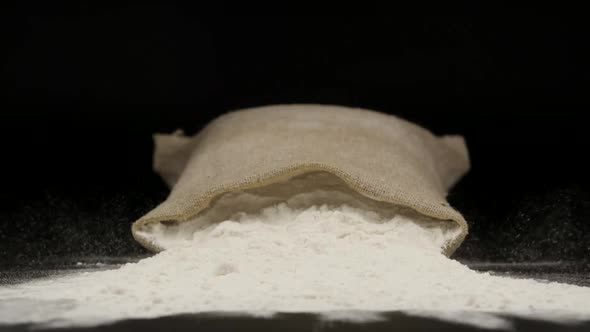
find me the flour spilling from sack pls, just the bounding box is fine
[2,191,590,329]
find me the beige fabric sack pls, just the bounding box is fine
[132,104,470,256]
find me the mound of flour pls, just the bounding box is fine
[2,200,590,328]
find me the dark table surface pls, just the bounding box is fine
[3,311,590,332]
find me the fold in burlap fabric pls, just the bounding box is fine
[132,104,470,256]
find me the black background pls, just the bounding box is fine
[1,4,589,267]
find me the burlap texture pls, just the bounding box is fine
[132,104,470,256]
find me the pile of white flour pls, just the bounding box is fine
[2,197,590,329]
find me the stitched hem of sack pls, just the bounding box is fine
[131,163,468,257]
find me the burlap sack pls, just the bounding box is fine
[132,104,470,256]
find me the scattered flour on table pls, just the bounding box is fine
[2,197,590,329]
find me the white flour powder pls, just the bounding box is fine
[1,194,590,329]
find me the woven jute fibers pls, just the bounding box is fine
[132,104,470,256]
